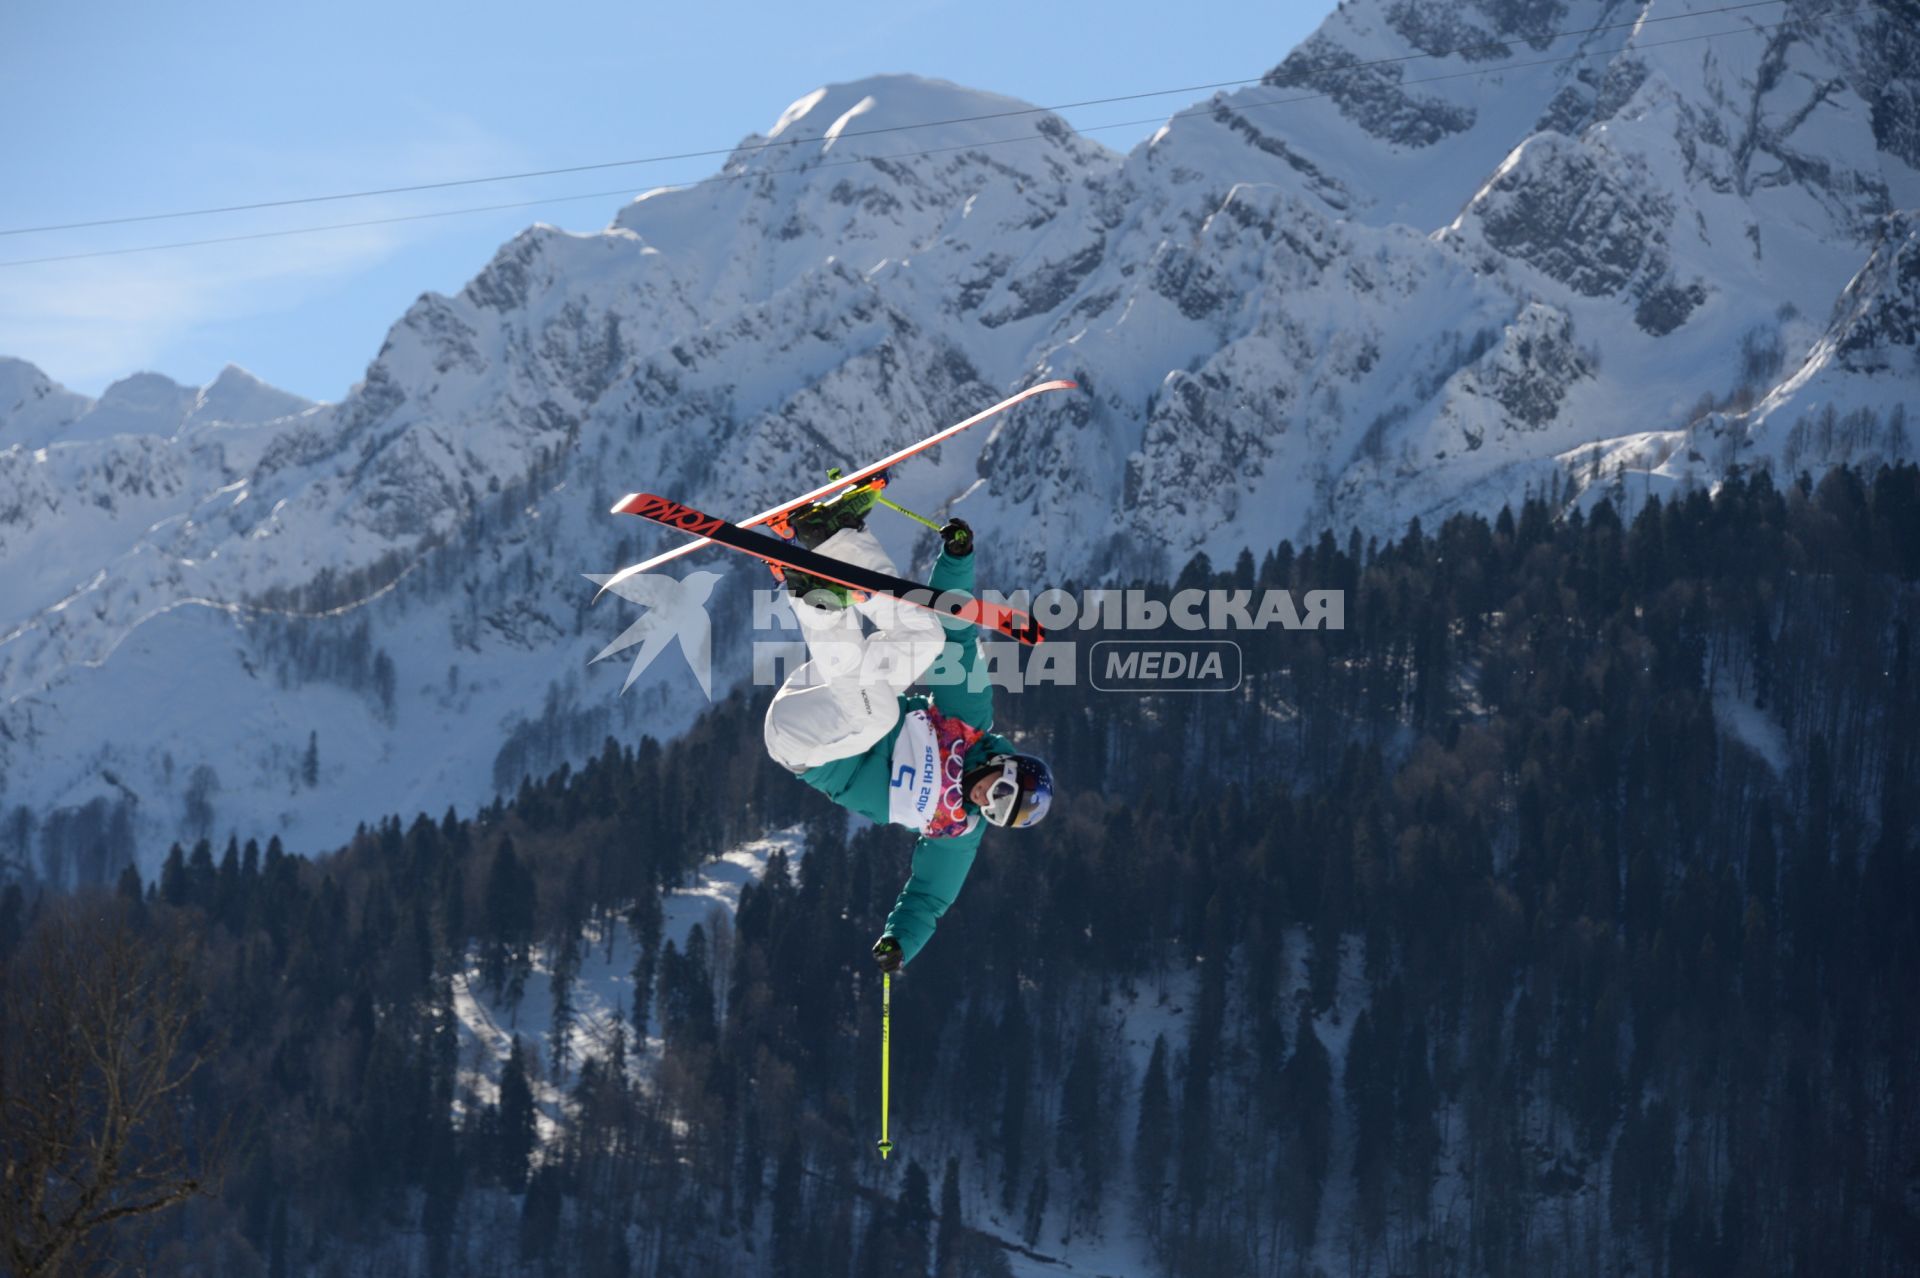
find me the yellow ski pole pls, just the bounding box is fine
[823,467,944,533]
[877,970,894,1160]
[873,492,944,532]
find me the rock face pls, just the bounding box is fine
[1832,213,1920,372]
[2,1,1915,872]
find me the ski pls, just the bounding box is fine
[615,493,1047,645]
[597,379,1076,597]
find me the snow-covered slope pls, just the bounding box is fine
[2,1,1915,878]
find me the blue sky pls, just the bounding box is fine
[1,0,1327,402]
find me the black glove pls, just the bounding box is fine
[940,518,974,558]
[872,934,904,974]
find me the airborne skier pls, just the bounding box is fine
[609,383,1072,975]
[761,491,1053,973]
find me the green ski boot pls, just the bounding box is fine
[779,475,886,605]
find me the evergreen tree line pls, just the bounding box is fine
[3,464,1916,1276]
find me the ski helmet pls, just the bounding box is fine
[971,753,1053,829]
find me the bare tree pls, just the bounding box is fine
[0,897,218,1277]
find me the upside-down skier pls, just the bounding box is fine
[760,488,1053,974]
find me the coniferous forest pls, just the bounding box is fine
[4,465,1919,1277]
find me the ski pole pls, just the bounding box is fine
[874,493,944,532]
[877,970,894,1160]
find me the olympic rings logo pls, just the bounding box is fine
[939,739,972,815]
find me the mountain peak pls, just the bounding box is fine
[0,360,315,446]
[98,369,191,404]
[209,363,263,388]
[759,74,1044,150]
[0,355,59,404]
[607,71,1112,301]
[189,363,316,429]
[0,357,91,448]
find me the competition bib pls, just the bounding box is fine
[887,706,983,838]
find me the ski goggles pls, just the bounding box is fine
[979,759,1026,828]
[979,757,1051,829]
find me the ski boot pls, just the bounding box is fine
[771,472,887,605]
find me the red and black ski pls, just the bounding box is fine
[601,379,1076,590]
[616,493,1046,645]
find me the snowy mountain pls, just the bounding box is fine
[0,360,315,449]
[2,0,1915,878]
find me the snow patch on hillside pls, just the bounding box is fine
[1715,689,1789,776]
[450,825,808,1128]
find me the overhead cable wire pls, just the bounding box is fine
[0,10,1831,269]
[0,0,1791,239]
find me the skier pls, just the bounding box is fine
[761,488,1053,974]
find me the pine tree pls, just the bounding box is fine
[936,1157,964,1276]
[1395,1022,1440,1226]
[1133,1035,1172,1242]
[771,1138,805,1278]
[626,885,663,1044]
[215,838,242,928]
[267,1200,288,1278]
[439,861,466,952]
[661,925,716,1053]
[481,839,536,1004]
[1280,1008,1331,1252]
[997,983,1030,1211]
[0,885,20,963]
[1020,1167,1049,1249]
[498,1035,537,1192]
[421,1116,461,1278]
[115,864,143,906]
[1056,1023,1111,1228]
[1344,1009,1390,1245]
[159,844,189,907]
[517,1164,562,1261]
[549,924,580,1082]
[900,1160,934,1277]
